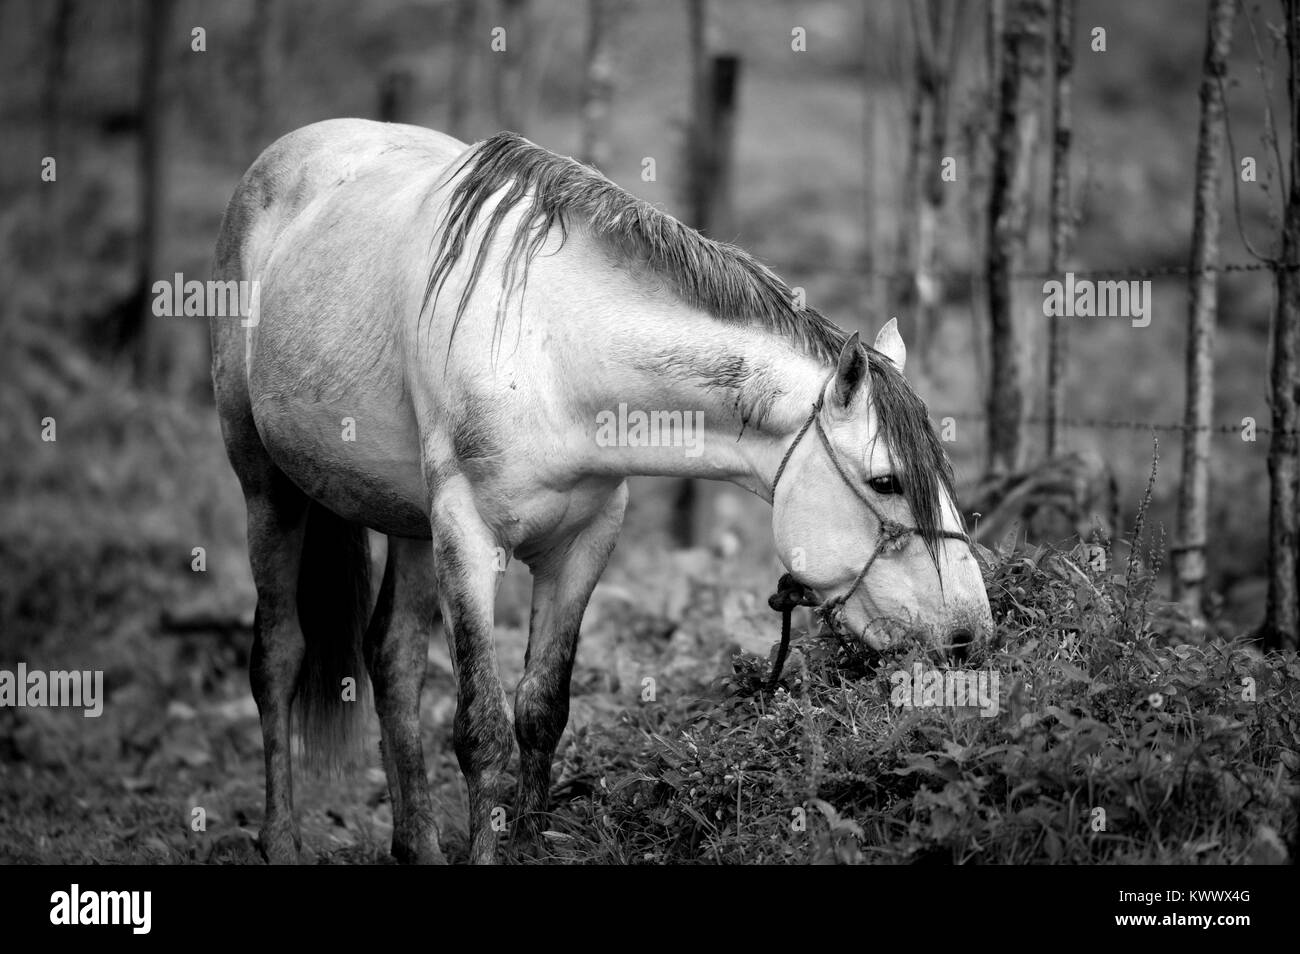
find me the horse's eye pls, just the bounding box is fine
[868,475,903,496]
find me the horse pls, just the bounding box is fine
[210,118,992,865]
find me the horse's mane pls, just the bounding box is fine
[424,132,957,556]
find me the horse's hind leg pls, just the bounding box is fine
[364,535,445,864]
[514,482,628,842]
[243,467,311,864]
[214,362,309,861]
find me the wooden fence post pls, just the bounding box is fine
[134,0,173,388]
[41,0,73,237]
[493,0,531,132]
[673,2,741,547]
[447,0,476,138]
[378,69,414,123]
[1265,0,1300,649]
[1045,0,1075,457]
[898,0,963,372]
[1172,0,1235,614]
[579,0,616,169]
[985,0,1047,476]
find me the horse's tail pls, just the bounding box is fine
[295,501,371,772]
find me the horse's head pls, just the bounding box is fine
[772,320,992,659]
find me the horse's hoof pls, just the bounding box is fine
[511,818,544,852]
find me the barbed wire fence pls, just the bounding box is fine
[943,412,1295,438]
[767,255,1298,439]
[781,259,1295,279]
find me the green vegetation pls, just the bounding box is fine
[539,541,1299,864]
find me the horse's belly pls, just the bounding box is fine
[251,393,431,537]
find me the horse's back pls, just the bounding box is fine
[213,120,469,536]
[215,119,465,281]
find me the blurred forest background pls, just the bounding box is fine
[0,0,1296,862]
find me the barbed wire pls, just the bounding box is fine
[940,411,1297,438]
[772,258,1294,281]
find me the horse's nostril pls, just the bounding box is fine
[947,628,974,662]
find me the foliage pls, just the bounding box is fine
[537,540,1299,864]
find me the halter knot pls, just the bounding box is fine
[878,517,912,550]
[767,572,819,613]
[764,573,817,692]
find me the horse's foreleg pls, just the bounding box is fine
[430,482,513,865]
[245,470,310,864]
[514,482,628,842]
[364,535,446,864]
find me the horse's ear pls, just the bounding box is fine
[833,332,867,409]
[873,317,906,372]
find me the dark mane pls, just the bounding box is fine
[424,132,849,362]
[864,351,957,563]
[425,132,958,555]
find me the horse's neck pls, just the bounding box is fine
[571,307,828,501]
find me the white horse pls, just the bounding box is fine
[211,119,992,865]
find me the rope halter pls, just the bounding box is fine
[764,371,971,691]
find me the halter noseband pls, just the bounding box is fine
[764,371,971,691]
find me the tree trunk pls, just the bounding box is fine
[448,0,475,137]
[36,0,73,300]
[685,0,709,231]
[246,0,275,150]
[703,55,740,239]
[1045,0,1076,457]
[988,0,1004,92]
[960,0,1005,413]
[893,44,923,339]
[673,0,709,549]
[1264,0,1300,650]
[901,0,963,372]
[378,70,414,123]
[675,2,743,547]
[134,0,172,387]
[579,0,615,168]
[494,0,531,132]
[985,0,1047,476]
[1172,0,1235,614]
[41,0,72,225]
[862,3,882,319]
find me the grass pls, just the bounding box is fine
[532,536,1299,864]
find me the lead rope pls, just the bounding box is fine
[764,372,970,692]
[766,572,819,692]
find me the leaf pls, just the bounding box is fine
[1056,662,1090,683]
[809,799,863,838]
[1043,826,1063,862]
